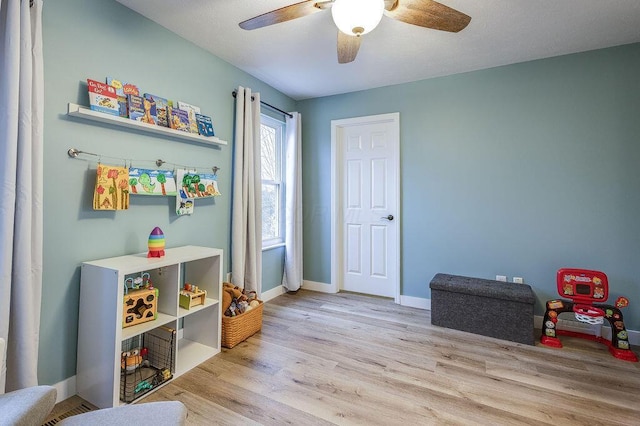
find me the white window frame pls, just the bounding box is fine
[260,114,286,248]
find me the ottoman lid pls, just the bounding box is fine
[429,273,535,304]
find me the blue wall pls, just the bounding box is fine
[297,43,640,329]
[41,0,293,385]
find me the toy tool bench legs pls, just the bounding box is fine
[540,268,637,362]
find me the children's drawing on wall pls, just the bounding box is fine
[175,169,221,216]
[93,164,129,210]
[128,168,177,196]
[176,169,196,216]
[180,172,221,199]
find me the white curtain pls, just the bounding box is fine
[0,0,45,392]
[282,113,303,292]
[231,87,262,294]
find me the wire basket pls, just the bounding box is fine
[221,300,263,349]
[120,325,175,403]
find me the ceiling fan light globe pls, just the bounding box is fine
[331,0,384,36]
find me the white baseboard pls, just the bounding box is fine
[400,295,431,310]
[261,285,285,302]
[52,375,76,403]
[614,326,638,346]
[302,280,338,293]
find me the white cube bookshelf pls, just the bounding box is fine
[76,246,223,408]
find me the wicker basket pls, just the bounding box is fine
[221,300,263,348]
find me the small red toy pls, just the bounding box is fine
[541,268,637,362]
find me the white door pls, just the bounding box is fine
[331,113,400,300]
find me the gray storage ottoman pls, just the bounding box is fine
[429,273,535,345]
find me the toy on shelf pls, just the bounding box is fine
[121,347,148,373]
[147,226,166,258]
[134,380,153,394]
[124,272,154,294]
[120,326,175,403]
[541,268,637,362]
[179,282,207,310]
[123,272,158,328]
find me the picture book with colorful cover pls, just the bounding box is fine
[169,107,189,132]
[106,77,139,97]
[144,93,169,127]
[195,113,214,137]
[87,79,119,116]
[106,77,140,118]
[176,101,200,134]
[113,95,128,118]
[128,94,157,125]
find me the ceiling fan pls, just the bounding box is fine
[239,0,471,64]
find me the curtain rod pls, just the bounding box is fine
[232,90,293,118]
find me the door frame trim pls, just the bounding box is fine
[330,112,400,302]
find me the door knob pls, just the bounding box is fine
[381,214,394,221]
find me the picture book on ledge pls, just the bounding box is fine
[87,79,119,116]
[195,113,215,137]
[106,77,140,118]
[144,93,170,127]
[128,94,157,125]
[169,107,189,132]
[176,101,201,134]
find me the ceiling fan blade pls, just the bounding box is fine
[385,0,471,33]
[384,0,398,11]
[337,31,361,64]
[239,1,328,30]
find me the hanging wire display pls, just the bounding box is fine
[67,147,220,175]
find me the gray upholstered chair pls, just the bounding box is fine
[0,338,187,425]
[0,337,58,425]
[0,384,57,426]
[56,400,187,425]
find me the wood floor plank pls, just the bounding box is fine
[216,341,502,425]
[434,360,639,425]
[215,345,414,425]
[166,364,335,426]
[485,358,640,409]
[143,385,260,426]
[256,320,617,424]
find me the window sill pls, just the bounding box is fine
[262,242,285,252]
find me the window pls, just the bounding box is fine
[260,114,285,247]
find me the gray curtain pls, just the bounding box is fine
[282,112,303,292]
[0,0,45,392]
[231,87,262,294]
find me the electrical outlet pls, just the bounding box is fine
[496,275,507,282]
[226,272,232,282]
[513,277,524,284]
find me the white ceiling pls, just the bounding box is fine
[115,0,640,101]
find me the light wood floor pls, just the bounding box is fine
[61,290,640,425]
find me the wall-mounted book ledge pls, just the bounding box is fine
[67,103,228,147]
